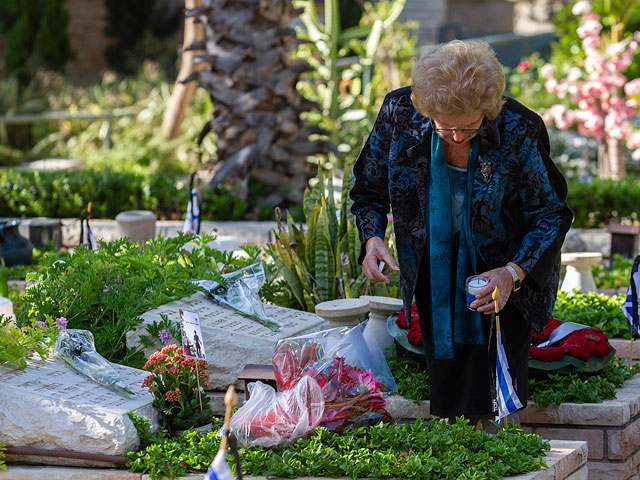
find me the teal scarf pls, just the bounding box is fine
[428,134,484,359]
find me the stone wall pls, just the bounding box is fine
[386,373,640,479]
[519,373,640,479]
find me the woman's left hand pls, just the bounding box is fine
[469,267,514,313]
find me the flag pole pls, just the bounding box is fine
[492,286,505,429]
[220,385,237,451]
[629,337,634,371]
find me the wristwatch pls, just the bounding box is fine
[504,264,521,292]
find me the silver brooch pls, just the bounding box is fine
[480,161,492,182]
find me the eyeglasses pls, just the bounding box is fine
[431,120,485,136]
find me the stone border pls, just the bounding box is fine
[0,440,587,480]
[16,219,277,249]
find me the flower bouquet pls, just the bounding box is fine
[529,317,615,375]
[230,322,395,447]
[54,329,133,396]
[142,344,212,433]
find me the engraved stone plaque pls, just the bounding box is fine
[0,356,157,466]
[126,292,328,389]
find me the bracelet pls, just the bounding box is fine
[504,264,521,292]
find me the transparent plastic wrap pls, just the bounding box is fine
[194,262,281,331]
[230,377,324,447]
[53,329,133,396]
[229,322,396,446]
[273,321,396,433]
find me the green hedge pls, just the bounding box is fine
[0,168,257,220]
[568,176,640,228]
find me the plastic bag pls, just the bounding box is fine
[274,320,398,392]
[53,329,133,396]
[274,321,395,433]
[229,377,324,447]
[194,262,281,331]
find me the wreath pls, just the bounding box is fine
[387,307,616,376]
[529,317,615,374]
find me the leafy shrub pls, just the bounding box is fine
[553,291,629,339]
[0,0,72,80]
[567,176,640,227]
[0,167,259,220]
[126,417,549,480]
[592,254,634,289]
[19,233,265,366]
[0,314,58,369]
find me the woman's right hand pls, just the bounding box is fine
[362,237,399,284]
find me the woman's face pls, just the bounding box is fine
[431,111,484,146]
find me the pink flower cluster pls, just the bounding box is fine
[541,0,640,160]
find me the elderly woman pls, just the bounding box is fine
[350,40,573,429]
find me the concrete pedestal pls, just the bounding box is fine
[115,210,156,244]
[359,295,403,350]
[561,252,603,294]
[315,298,370,329]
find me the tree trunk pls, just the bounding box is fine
[162,0,205,140]
[189,0,334,216]
[598,136,626,180]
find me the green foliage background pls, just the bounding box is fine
[0,0,73,80]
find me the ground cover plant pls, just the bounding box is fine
[553,290,629,338]
[18,232,268,367]
[385,344,638,408]
[125,417,549,480]
[528,357,640,407]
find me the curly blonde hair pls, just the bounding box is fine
[411,40,505,120]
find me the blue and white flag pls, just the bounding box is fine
[204,448,235,480]
[183,187,201,234]
[81,218,98,250]
[622,256,640,339]
[495,329,523,423]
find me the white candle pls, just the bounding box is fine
[467,277,487,295]
[466,276,488,311]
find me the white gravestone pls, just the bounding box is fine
[126,292,329,390]
[0,355,157,467]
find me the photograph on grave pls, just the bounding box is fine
[179,309,206,360]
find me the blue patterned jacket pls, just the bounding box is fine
[350,87,573,333]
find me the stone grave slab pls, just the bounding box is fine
[126,292,329,390]
[0,355,157,467]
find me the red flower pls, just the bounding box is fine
[395,302,422,346]
[530,317,613,364]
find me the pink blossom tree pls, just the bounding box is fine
[541,0,640,179]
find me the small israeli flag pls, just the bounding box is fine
[80,217,98,250]
[622,256,640,339]
[204,449,235,480]
[183,187,201,234]
[495,329,523,423]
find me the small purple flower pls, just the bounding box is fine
[103,287,110,293]
[148,287,153,294]
[55,317,68,330]
[158,329,172,344]
[35,320,48,329]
